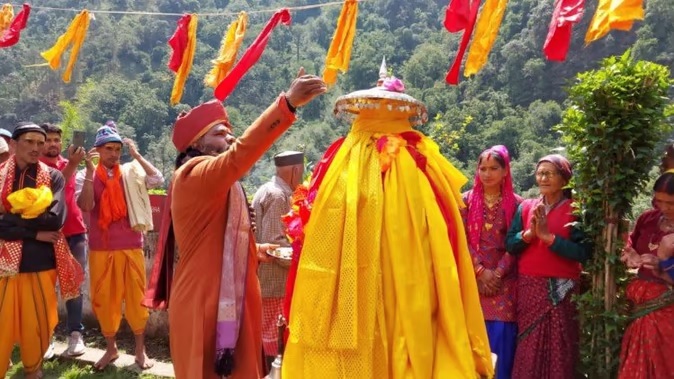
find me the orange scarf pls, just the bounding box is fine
[96,163,127,231]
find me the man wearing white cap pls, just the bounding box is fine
[0,128,12,156]
[0,137,9,164]
[252,150,304,368]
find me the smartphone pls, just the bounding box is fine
[72,130,85,148]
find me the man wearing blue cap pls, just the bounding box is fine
[75,122,163,370]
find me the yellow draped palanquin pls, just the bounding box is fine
[283,88,494,378]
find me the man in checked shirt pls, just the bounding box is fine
[252,150,304,370]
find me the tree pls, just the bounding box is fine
[557,51,674,378]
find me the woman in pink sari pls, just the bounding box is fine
[462,145,521,379]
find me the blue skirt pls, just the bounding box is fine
[486,320,517,379]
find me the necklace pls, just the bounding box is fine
[659,216,674,233]
[648,235,660,252]
[484,193,501,209]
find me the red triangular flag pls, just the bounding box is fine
[445,0,481,85]
[444,0,471,33]
[543,0,585,61]
[214,9,292,101]
[167,14,191,73]
[0,4,31,48]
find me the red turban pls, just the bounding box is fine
[172,99,229,152]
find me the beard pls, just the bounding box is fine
[43,150,59,158]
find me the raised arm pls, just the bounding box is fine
[77,150,97,212]
[179,69,326,192]
[124,138,165,189]
[61,145,86,181]
[180,95,296,192]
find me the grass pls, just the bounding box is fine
[6,348,169,379]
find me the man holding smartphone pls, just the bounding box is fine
[39,123,88,358]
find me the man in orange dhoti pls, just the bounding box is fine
[167,68,325,379]
[76,122,164,370]
[0,123,83,379]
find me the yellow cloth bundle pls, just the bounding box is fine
[8,186,53,219]
[204,12,248,88]
[283,109,493,378]
[0,4,13,32]
[170,14,198,106]
[585,0,644,44]
[464,0,509,77]
[322,0,358,86]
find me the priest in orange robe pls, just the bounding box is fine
[167,68,326,379]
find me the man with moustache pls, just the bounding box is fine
[75,122,163,370]
[166,67,326,379]
[39,123,88,358]
[0,123,83,379]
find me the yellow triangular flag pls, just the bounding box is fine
[464,0,509,77]
[0,3,14,32]
[322,0,358,87]
[41,10,91,83]
[585,0,644,45]
[205,12,248,88]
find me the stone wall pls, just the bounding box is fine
[57,231,169,338]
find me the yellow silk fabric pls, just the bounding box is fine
[283,110,493,378]
[322,0,358,86]
[170,14,198,106]
[204,12,248,88]
[464,0,509,77]
[0,4,13,32]
[41,10,91,83]
[7,186,53,219]
[585,0,644,44]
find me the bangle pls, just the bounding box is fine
[84,178,93,183]
[522,231,532,243]
[475,265,486,277]
[494,269,503,279]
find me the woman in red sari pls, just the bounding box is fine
[506,154,592,379]
[618,171,674,379]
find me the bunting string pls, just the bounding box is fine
[9,0,365,18]
[4,0,647,100]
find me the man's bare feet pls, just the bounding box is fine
[134,333,154,370]
[94,347,119,371]
[134,351,154,370]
